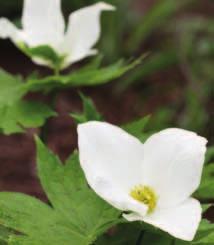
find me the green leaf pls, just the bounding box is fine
[0,69,27,106]
[71,93,103,124]
[19,44,65,71]
[205,146,214,164]
[195,164,214,199]
[97,222,173,245]
[0,192,86,245]
[95,223,142,244]
[146,108,175,131]
[122,115,151,142]
[26,58,142,92]
[0,101,56,135]
[141,231,173,245]
[0,225,13,244]
[202,204,212,213]
[117,49,178,91]
[0,138,122,244]
[127,0,193,51]
[193,219,214,244]
[0,139,122,244]
[66,58,142,87]
[36,138,121,241]
[174,219,214,245]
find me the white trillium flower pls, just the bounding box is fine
[78,121,207,241]
[0,0,115,70]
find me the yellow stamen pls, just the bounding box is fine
[130,185,157,213]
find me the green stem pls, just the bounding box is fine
[54,67,60,76]
[136,230,145,245]
[39,65,60,142]
[40,118,49,142]
[40,89,58,142]
[171,239,175,245]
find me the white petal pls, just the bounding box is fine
[91,176,148,215]
[62,50,98,69]
[78,121,145,212]
[62,2,115,64]
[141,128,207,208]
[124,198,201,241]
[0,18,22,43]
[142,198,202,241]
[21,0,65,49]
[123,212,143,222]
[31,57,53,68]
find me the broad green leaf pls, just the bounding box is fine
[0,69,27,106]
[71,93,103,124]
[195,164,214,199]
[0,101,56,135]
[36,138,121,238]
[0,139,122,244]
[0,192,86,245]
[0,225,13,244]
[122,115,151,142]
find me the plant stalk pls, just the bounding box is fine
[136,230,144,245]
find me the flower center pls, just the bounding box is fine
[130,185,157,213]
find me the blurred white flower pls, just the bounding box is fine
[78,121,207,241]
[0,0,115,70]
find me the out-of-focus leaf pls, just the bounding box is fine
[122,115,151,142]
[71,93,102,124]
[95,223,141,244]
[0,69,27,106]
[179,89,208,133]
[141,232,173,245]
[176,18,213,134]
[193,219,214,244]
[127,0,193,51]
[117,49,178,91]
[0,0,21,15]
[202,204,213,213]
[205,146,214,164]
[174,219,214,245]
[0,225,13,244]
[0,101,56,135]
[147,108,175,131]
[99,0,133,62]
[195,164,214,200]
